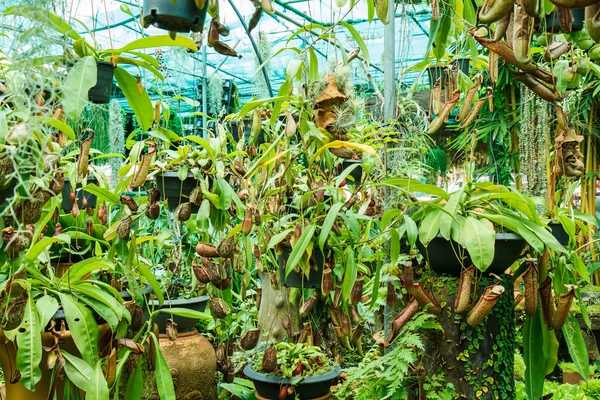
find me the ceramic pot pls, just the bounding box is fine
[0,324,110,400]
[146,330,218,400]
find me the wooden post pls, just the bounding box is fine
[422,275,516,399]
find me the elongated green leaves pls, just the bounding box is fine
[151,333,176,399]
[463,217,495,271]
[62,351,92,390]
[524,308,546,400]
[418,209,442,246]
[319,203,343,251]
[114,67,153,132]
[16,293,42,391]
[125,360,143,400]
[285,225,317,278]
[86,360,109,400]
[340,21,369,63]
[563,315,590,380]
[341,251,357,305]
[59,294,99,365]
[62,56,97,121]
[36,294,59,332]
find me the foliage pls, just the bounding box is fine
[208,73,224,118]
[251,342,333,379]
[334,313,440,400]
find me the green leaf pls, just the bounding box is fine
[524,307,546,400]
[59,294,99,365]
[151,307,212,321]
[285,225,317,278]
[124,361,143,400]
[439,186,464,240]
[16,294,42,391]
[37,116,76,141]
[82,183,120,206]
[573,254,590,284]
[36,294,59,333]
[62,56,97,121]
[341,250,357,305]
[340,21,369,64]
[463,217,495,271]
[151,333,176,400]
[382,178,449,199]
[563,314,590,380]
[26,234,70,261]
[134,259,164,307]
[77,295,119,331]
[105,35,198,55]
[61,351,92,390]
[390,228,400,263]
[418,209,442,246]
[307,47,319,82]
[86,360,109,400]
[114,67,153,132]
[319,203,343,251]
[404,215,418,248]
[107,56,164,81]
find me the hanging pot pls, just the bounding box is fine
[61,177,98,211]
[426,65,448,89]
[244,362,341,400]
[416,233,527,276]
[228,119,266,145]
[337,159,363,185]
[88,61,115,104]
[278,244,325,289]
[549,222,569,246]
[156,172,200,211]
[142,0,209,33]
[545,7,585,32]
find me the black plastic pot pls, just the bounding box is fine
[146,295,209,334]
[416,233,527,276]
[426,65,447,88]
[142,0,209,33]
[545,8,585,33]
[339,159,363,184]
[62,177,98,210]
[244,363,341,400]
[156,172,199,211]
[88,61,115,104]
[121,283,154,302]
[453,58,470,76]
[549,222,569,246]
[278,244,325,288]
[229,119,265,145]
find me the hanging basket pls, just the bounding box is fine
[142,0,209,33]
[156,171,200,211]
[545,8,585,33]
[88,61,115,104]
[278,244,325,288]
[416,233,527,276]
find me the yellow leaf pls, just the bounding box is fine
[312,140,380,163]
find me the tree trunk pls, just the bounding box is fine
[422,274,515,399]
[257,272,301,342]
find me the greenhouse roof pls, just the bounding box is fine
[1,0,433,112]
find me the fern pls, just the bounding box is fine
[334,312,440,400]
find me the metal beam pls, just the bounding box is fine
[226,0,273,97]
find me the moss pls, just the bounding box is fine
[583,379,600,399]
[514,351,526,381]
[559,361,596,374]
[582,286,600,293]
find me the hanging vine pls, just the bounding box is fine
[519,83,550,199]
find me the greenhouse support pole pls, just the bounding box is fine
[202,43,208,137]
[383,4,396,121]
[383,1,397,346]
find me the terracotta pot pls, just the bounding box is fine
[0,324,110,400]
[145,329,217,399]
[562,371,587,384]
